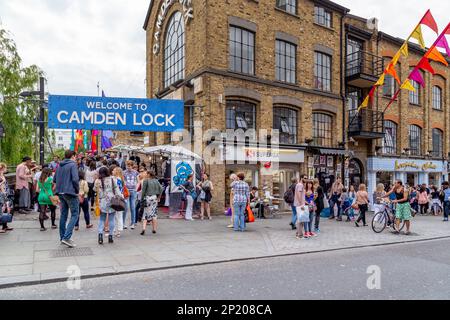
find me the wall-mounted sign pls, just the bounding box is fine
[153,0,194,55]
[394,161,438,171]
[48,95,184,132]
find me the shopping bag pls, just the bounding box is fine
[225,207,232,216]
[296,205,310,223]
[323,197,330,209]
[246,204,255,223]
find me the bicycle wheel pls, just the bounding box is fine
[372,212,387,233]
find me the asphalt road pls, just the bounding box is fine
[1,238,450,300]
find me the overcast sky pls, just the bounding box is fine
[0,0,448,98]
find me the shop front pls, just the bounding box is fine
[307,148,346,194]
[367,157,448,205]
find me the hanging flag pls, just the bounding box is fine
[368,86,376,99]
[91,130,98,152]
[419,10,439,34]
[375,73,386,86]
[358,96,370,111]
[386,63,401,84]
[70,129,75,151]
[400,43,409,58]
[417,57,435,74]
[400,80,416,92]
[409,69,425,88]
[411,25,426,49]
[427,47,449,66]
[83,131,89,150]
[391,51,402,66]
[436,36,450,57]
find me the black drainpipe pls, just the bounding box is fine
[340,11,348,182]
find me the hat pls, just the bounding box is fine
[22,156,32,162]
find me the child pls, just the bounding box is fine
[340,188,353,222]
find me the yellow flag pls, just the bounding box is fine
[391,51,402,66]
[411,25,426,49]
[400,79,416,92]
[375,73,386,86]
[400,43,409,58]
[358,96,370,111]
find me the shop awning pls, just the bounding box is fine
[318,148,348,156]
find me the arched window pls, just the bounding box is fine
[409,125,422,156]
[164,12,185,88]
[274,107,298,144]
[383,120,397,154]
[313,113,333,147]
[433,86,442,110]
[432,128,443,158]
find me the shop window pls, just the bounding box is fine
[226,100,256,130]
[229,26,255,75]
[314,6,332,28]
[432,128,443,158]
[276,40,296,84]
[276,0,297,15]
[383,121,397,154]
[409,125,422,156]
[273,107,298,144]
[312,112,333,147]
[314,52,332,92]
[376,172,393,191]
[433,86,442,110]
[347,87,361,111]
[164,12,185,88]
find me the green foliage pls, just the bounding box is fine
[46,148,65,163]
[0,28,42,166]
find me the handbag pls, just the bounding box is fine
[39,181,60,206]
[323,196,330,209]
[225,207,232,216]
[245,204,255,223]
[296,205,310,222]
[110,178,126,212]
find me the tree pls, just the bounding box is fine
[0,27,42,165]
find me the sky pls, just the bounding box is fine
[0,0,449,98]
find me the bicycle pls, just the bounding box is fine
[371,200,406,234]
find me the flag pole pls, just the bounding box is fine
[383,23,450,113]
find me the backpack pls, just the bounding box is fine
[284,185,295,204]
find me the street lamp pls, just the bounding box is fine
[19,77,46,166]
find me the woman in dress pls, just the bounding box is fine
[140,172,163,235]
[36,168,57,231]
[198,173,214,220]
[182,174,196,221]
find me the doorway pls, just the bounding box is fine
[406,173,417,187]
[273,169,298,211]
[349,159,364,189]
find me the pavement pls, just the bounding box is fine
[0,210,449,289]
[2,238,450,300]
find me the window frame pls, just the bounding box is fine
[314,51,332,92]
[409,80,421,105]
[229,26,255,75]
[276,0,297,15]
[432,128,443,158]
[163,11,185,89]
[226,100,257,131]
[432,85,442,110]
[314,6,332,28]
[273,106,298,144]
[409,125,422,156]
[275,39,297,84]
[383,120,397,155]
[312,112,333,147]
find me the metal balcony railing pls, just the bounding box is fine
[348,109,385,139]
[346,51,384,78]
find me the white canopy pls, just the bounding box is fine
[141,145,202,160]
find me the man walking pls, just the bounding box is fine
[123,160,139,228]
[16,156,33,214]
[54,150,80,248]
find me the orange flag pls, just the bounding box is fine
[386,63,401,84]
[427,47,448,66]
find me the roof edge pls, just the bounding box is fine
[143,0,154,30]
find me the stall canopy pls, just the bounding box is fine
[141,145,202,160]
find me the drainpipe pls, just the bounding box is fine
[340,11,348,183]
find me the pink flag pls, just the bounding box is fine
[436,36,450,57]
[409,69,425,88]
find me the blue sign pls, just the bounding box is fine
[48,95,184,132]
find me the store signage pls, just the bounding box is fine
[153,0,194,55]
[48,95,184,132]
[394,161,438,171]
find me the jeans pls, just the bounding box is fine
[76,198,90,227]
[314,211,321,230]
[306,211,315,233]
[329,194,341,218]
[115,211,124,232]
[59,194,80,241]
[444,201,450,220]
[291,206,297,225]
[123,190,137,226]
[233,202,246,231]
[185,195,194,220]
[98,212,116,235]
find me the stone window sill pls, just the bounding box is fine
[274,7,301,19]
[313,22,335,32]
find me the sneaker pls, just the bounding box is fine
[130,225,135,230]
[123,226,128,230]
[61,239,76,248]
[227,224,233,228]
[314,228,320,233]
[310,232,317,237]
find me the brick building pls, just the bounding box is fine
[138,0,450,212]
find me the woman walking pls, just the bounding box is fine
[140,172,163,235]
[355,184,369,227]
[86,161,97,210]
[95,167,119,244]
[36,168,57,231]
[75,171,93,231]
[182,174,196,221]
[198,173,213,220]
[304,180,317,237]
[417,186,429,215]
[112,167,126,238]
[0,163,13,234]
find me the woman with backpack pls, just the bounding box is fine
[95,167,121,244]
[198,173,214,220]
[36,168,58,231]
[182,174,196,221]
[286,177,298,230]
